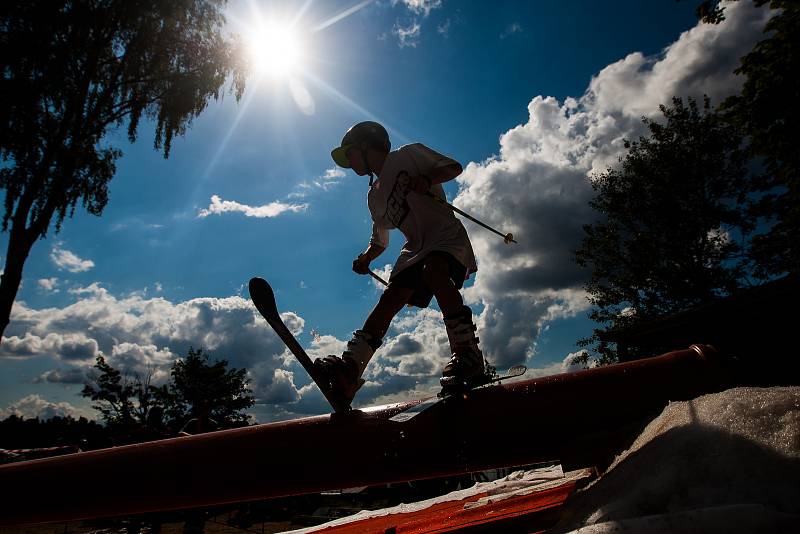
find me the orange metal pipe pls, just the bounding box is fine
[0,345,725,526]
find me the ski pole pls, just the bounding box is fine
[424,192,517,244]
[369,270,388,286]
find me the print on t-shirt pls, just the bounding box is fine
[385,171,412,227]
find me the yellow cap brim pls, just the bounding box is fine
[331,145,352,168]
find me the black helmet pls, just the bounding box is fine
[331,121,391,168]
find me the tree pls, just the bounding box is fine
[0,1,247,339]
[575,97,752,361]
[720,0,799,277]
[83,348,254,440]
[697,0,799,277]
[169,347,254,433]
[81,355,153,431]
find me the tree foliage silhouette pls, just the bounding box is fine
[0,1,247,339]
[717,0,799,277]
[169,347,254,433]
[82,347,254,441]
[575,97,751,361]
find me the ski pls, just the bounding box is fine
[389,365,527,422]
[440,364,528,396]
[248,277,351,413]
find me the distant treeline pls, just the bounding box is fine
[1,347,254,458]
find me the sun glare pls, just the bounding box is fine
[247,23,305,79]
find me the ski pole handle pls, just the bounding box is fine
[424,192,517,244]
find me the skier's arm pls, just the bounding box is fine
[354,224,388,274]
[409,162,462,193]
[353,243,385,275]
[426,161,463,185]
[407,145,463,189]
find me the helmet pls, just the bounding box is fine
[331,121,391,168]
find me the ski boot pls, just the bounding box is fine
[314,329,381,409]
[440,306,489,393]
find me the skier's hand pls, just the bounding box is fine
[409,174,432,194]
[352,254,371,275]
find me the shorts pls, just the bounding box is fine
[388,251,468,309]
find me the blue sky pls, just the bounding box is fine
[0,1,772,422]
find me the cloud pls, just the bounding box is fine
[0,394,92,421]
[198,195,308,218]
[393,0,442,17]
[387,0,443,48]
[38,278,60,293]
[451,0,770,370]
[371,263,393,289]
[500,22,522,39]
[289,168,347,198]
[50,244,94,273]
[393,20,421,48]
[2,283,317,421]
[0,332,100,361]
[33,367,88,384]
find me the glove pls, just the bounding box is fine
[352,254,371,275]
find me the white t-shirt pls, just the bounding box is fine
[367,143,478,281]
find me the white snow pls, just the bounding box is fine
[553,386,800,533]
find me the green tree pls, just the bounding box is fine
[0,1,247,339]
[169,347,254,433]
[575,97,752,361]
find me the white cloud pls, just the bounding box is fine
[526,350,591,378]
[38,277,60,293]
[453,0,770,369]
[289,168,348,198]
[322,168,346,181]
[393,0,442,17]
[0,332,100,361]
[198,195,308,218]
[371,263,393,290]
[0,394,92,421]
[387,0,443,48]
[393,20,421,48]
[2,283,314,421]
[50,244,94,273]
[33,367,88,384]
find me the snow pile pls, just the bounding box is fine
[553,386,800,533]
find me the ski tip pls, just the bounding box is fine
[248,277,279,317]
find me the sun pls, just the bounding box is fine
[246,22,306,79]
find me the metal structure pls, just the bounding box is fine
[0,344,726,526]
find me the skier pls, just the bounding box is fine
[316,121,485,406]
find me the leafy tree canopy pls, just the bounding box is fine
[718,0,800,277]
[0,0,247,339]
[82,347,254,441]
[575,97,752,361]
